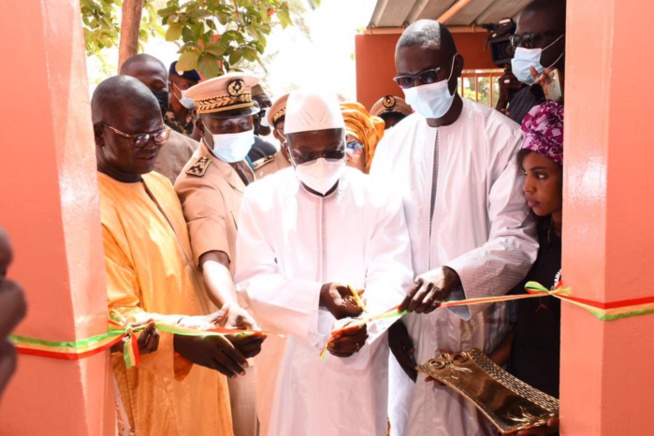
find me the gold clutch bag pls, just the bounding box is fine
[417,349,559,434]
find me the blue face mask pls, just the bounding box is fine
[402,55,457,119]
[179,95,195,109]
[204,123,254,163]
[172,83,195,109]
[511,34,564,85]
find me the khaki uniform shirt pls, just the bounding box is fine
[174,142,255,273]
[252,150,291,180]
[155,130,199,184]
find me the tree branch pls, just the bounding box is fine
[117,0,144,72]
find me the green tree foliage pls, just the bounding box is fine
[81,0,319,78]
[458,74,501,107]
[81,0,162,53]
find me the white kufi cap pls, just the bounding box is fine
[283,89,345,134]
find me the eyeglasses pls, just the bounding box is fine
[101,123,171,149]
[346,140,363,155]
[393,67,442,89]
[510,32,562,49]
[290,145,345,165]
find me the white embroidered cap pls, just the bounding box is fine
[283,89,345,134]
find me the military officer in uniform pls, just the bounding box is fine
[174,72,262,436]
[369,94,413,129]
[252,93,291,180]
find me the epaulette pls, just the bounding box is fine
[252,154,275,171]
[185,156,211,177]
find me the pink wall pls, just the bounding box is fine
[561,0,654,433]
[0,1,114,434]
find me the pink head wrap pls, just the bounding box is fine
[520,101,564,165]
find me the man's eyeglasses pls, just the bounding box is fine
[290,146,345,165]
[510,32,562,49]
[393,67,442,89]
[101,123,171,149]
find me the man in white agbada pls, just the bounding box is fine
[370,21,538,436]
[235,90,413,436]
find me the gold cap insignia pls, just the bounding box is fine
[382,95,396,109]
[189,74,258,114]
[227,79,245,97]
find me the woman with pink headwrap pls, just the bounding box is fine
[499,101,564,435]
[340,102,386,174]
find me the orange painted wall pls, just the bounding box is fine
[561,0,654,434]
[355,32,495,110]
[0,1,114,434]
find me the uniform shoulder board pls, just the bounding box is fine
[252,154,275,171]
[185,156,211,177]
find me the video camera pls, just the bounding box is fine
[482,18,516,68]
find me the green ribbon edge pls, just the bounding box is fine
[10,329,125,350]
[525,281,654,321]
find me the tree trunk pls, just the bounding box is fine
[117,0,144,72]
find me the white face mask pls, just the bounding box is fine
[295,157,345,195]
[259,110,270,128]
[172,83,195,109]
[511,34,564,85]
[204,124,254,163]
[402,54,457,119]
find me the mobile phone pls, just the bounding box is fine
[546,69,562,103]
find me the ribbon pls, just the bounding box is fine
[13,282,654,366]
[11,311,282,369]
[318,280,654,359]
[524,281,654,321]
[348,284,368,313]
[320,305,408,359]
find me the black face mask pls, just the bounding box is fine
[152,89,169,115]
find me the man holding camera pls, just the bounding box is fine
[507,0,567,123]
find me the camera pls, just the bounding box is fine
[482,18,516,68]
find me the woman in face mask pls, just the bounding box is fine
[340,101,385,174]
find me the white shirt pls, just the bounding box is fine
[235,167,414,436]
[371,99,538,436]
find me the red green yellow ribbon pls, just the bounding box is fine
[431,281,654,321]
[524,281,654,321]
[319,280,654,359]
[11,311,281,369]
[12,282,654,366]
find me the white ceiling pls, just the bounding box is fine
[368,0,532,28]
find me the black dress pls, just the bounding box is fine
[508,216,561,398]
[508,85,545,124]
